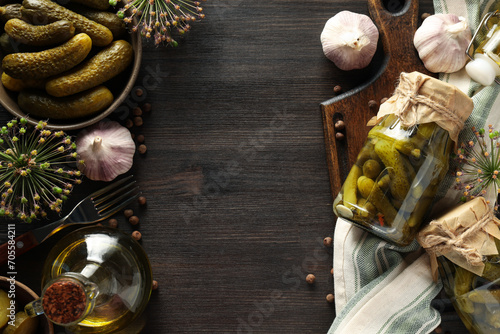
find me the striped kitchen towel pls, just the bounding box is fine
[329,0,500,333]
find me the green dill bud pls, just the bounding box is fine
[110,0,117,6]
[117,11,124,19]
[53,187,63,194]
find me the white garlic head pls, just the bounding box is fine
[320,10,379,71]
[413,14,471,73]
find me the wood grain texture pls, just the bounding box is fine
[0,0,468,333]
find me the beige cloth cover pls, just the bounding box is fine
[417,197,500,281]
[376,71,474,144]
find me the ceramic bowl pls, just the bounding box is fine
[0,276,54,334]
[0,31,142,131]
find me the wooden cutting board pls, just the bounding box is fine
[321,0,435,200]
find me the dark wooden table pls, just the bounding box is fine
[0,0,472,333]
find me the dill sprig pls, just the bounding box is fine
[0,119,82,223]
[114,0,206,46]
[455,125,500,212]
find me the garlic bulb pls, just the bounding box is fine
[76,120,135,182]
[413,14,471,73]
[320,11,379,71]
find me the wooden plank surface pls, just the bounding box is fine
[0,0,469,333]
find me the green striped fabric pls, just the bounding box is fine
[329,1,500,333]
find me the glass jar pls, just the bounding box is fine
[333,71,473,246]
[333,114,453,246]
[439,255,500,334]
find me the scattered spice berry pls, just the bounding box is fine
[335,132,345,141]
[134,117,143,127]
[43,280,86,324]
[132,230,142,240]
[306,274,315,285]
[135,88,143,97]
[334,85,342,94]
[124,209,134,218]
[142,103,152,113]
[108,218,118,228]
[421,13,431,20]
[138,196,147,206]
[132,107,142,116]
[326,293,335,303]
[152,280,159,290]
[125,119,134,128]
[330,268,334,275]
[138,144,147,154]
[380,97,388,104]
[368,100,378,108]
[323,236,333,247]
[334,120,345,131]
[136,134,145,143]
[129,215,140,225]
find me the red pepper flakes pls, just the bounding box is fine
[377,213,385,227]
[42,280,87,324]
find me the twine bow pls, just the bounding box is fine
[394,73,465,131]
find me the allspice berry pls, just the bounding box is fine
[380,97,388,104]
[334,120,345,131]
[134,117,143,127]
[323,236,333,247]
[326,293,335,303]
[330,268,334,275]
[138,196,147,206]
[334,85,342,94]
[129,215,140,225]
[135,88,143,97]
[125,119,134,128]
[368,100,378,108]
[131,231,142,241]
[152,280,159,290]
[142,103,152,113]
[335,132,344,140]
[124,209,134,218]
[108,218,118,228]
[133,107,143,116]
[138,144,147,154]
[421,12,431,20]
[306,274,316,285]
[136,134,145,143]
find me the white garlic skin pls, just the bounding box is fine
[320,10,379,71]
[413,14,471,73]
[76,120,135,182]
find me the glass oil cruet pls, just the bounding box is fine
[466,10,500,86]
[25,225,153,333]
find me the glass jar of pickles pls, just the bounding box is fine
[333,71,474,246]
[418,197,500,334]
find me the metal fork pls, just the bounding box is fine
[0,175,140,265]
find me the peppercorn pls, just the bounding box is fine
[326,293,335,303]
[125,119,133,128]
[129,215,140,225]
[135,88,143,97]
[136,134,145,143]
[142,103,152,113]
[306,274,315,285]
[132,107,143,116]
[132,230,142,240]
[368,100,378,109]
[335,132,344,140]
[152,280,159,290]
[138,144,147,154]
[334,120,345,131]
[323,236,333,247]
[124,209,134,218]
[334,85,342,94]
[108,218,118,228]
[380,97,388,104]
[134,117,143,127]
[138,196,147,206]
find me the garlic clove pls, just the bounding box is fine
[320,10,379,71]
[413,14,471,74]
[76,120,135,182]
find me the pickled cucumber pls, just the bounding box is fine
[18,85,113,119]
[1,72,45,91]
[4,18,75,46]
[70,0,110,10]
[0,4,22,23]
[46,40,133,97]
[454,267,475,313]
[21,0,113,46]
[357,176,397,225]
[468,289,500,304]
[67,4,126,38]
[341,164,362,211]
[374,139,411,202]
[362,159,382,179]
[2,33,92,80]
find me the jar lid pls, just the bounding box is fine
[377,71,474,143]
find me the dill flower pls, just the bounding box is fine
[0,119,82,223]
[454,125,500,212]
[114,0,206,46]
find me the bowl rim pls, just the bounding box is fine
[0,31,142,131]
